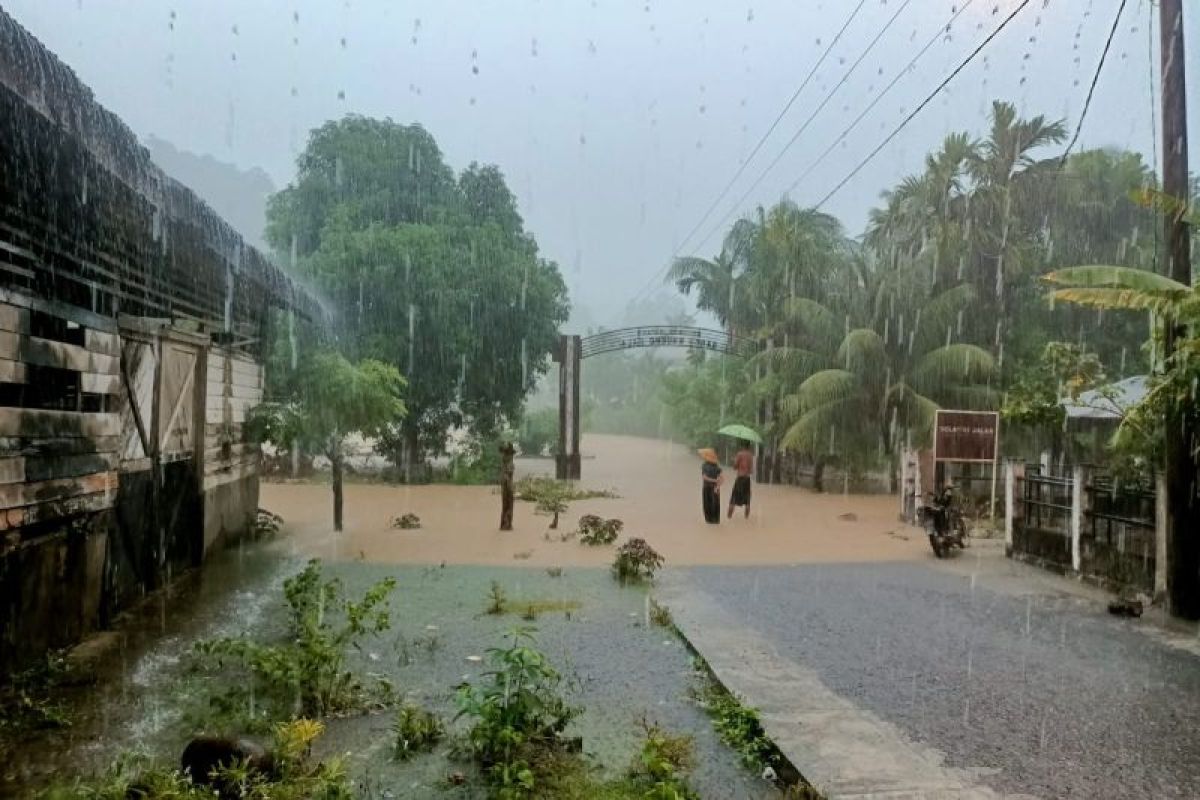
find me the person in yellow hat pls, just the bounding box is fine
[697,448,723,524]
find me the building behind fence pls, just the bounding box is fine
[0,11,318,670]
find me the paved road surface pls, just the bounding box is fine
[664,554,1200,800]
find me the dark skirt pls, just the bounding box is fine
[730,475,752,507]
[702,484,721,523]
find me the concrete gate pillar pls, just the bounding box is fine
[554,334,581,480]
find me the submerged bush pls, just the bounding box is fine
[612,538,665,583]
[192,559,396,724]
[577,515,623,545]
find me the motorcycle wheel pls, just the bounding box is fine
[955,517,968,548]
[928,534,945,558]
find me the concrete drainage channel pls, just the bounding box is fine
[662,613,822,799]
[656,574,1033,800]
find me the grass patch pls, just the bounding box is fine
[481,582,581,620]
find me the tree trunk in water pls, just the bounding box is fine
[401,425,420,483]
[331,451,344,532]
[499,442,515,531]
[813,458,825,494]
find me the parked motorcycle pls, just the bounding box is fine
[921,486,968,558]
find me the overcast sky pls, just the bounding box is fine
[6,0,1195,322]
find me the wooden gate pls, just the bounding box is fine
[115,319,207,578]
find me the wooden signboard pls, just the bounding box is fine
[933,410,999,463]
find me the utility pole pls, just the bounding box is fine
[1159,0,1197,619]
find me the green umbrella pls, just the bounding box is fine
[716,423,762,444]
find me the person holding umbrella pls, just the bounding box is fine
[698,448,723,524]
[717,424,761,520]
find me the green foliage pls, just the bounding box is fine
[249,350,405,460]
[666,101,1173,474]
[265,116,569,467]
[515,477,617,503]
[454,628,580,798]
[1001,342,1107,431]
[0,650,74,735]
[192,560,396,724]
[692,674,777,772]
[648,599,673,628]
[392,702,445,760]
[612,539,665,584]
[445,431,508,485]
[39,720,353,800]
[577,515,622,546]
[516,409,558,457]
[629,721,699,800]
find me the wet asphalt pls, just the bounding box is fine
[677,560,1200,800]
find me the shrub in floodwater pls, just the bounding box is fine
[612,538,665,583]
[454,627,580,797]
[577,515,622,545]
[391,512,421,529]
[192,559,396,723]
[253,509,284,539]
[392,702,444,760]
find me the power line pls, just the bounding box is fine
[689,0,919,255]
[669,0,869,259]
[629,0,868,306]
[812,0,1034,212]
[1058,0,1130,166]
[784,0,978,197]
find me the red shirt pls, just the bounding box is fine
[734,450,753,477]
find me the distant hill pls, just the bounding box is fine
[145,135,275,252]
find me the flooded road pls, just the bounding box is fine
[265,433,924,568]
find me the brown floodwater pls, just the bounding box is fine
[264,434,927,568]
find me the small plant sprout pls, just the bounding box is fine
[485,581,508,615]
[392,702,444,760]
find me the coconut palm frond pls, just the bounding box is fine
[795,369,858,412]
[910,343,996,392]
[782,297,843,346]
[749,345,827,377]
[779,397,862,453]
[1041,264,1188,292]
[836,329,886,373]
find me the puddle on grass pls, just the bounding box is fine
[4,552,780,799]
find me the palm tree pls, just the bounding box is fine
[666,219,756,333]
[965,101,1067,353]
[774,284,997,488]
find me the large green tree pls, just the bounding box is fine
[267,117,569,470]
